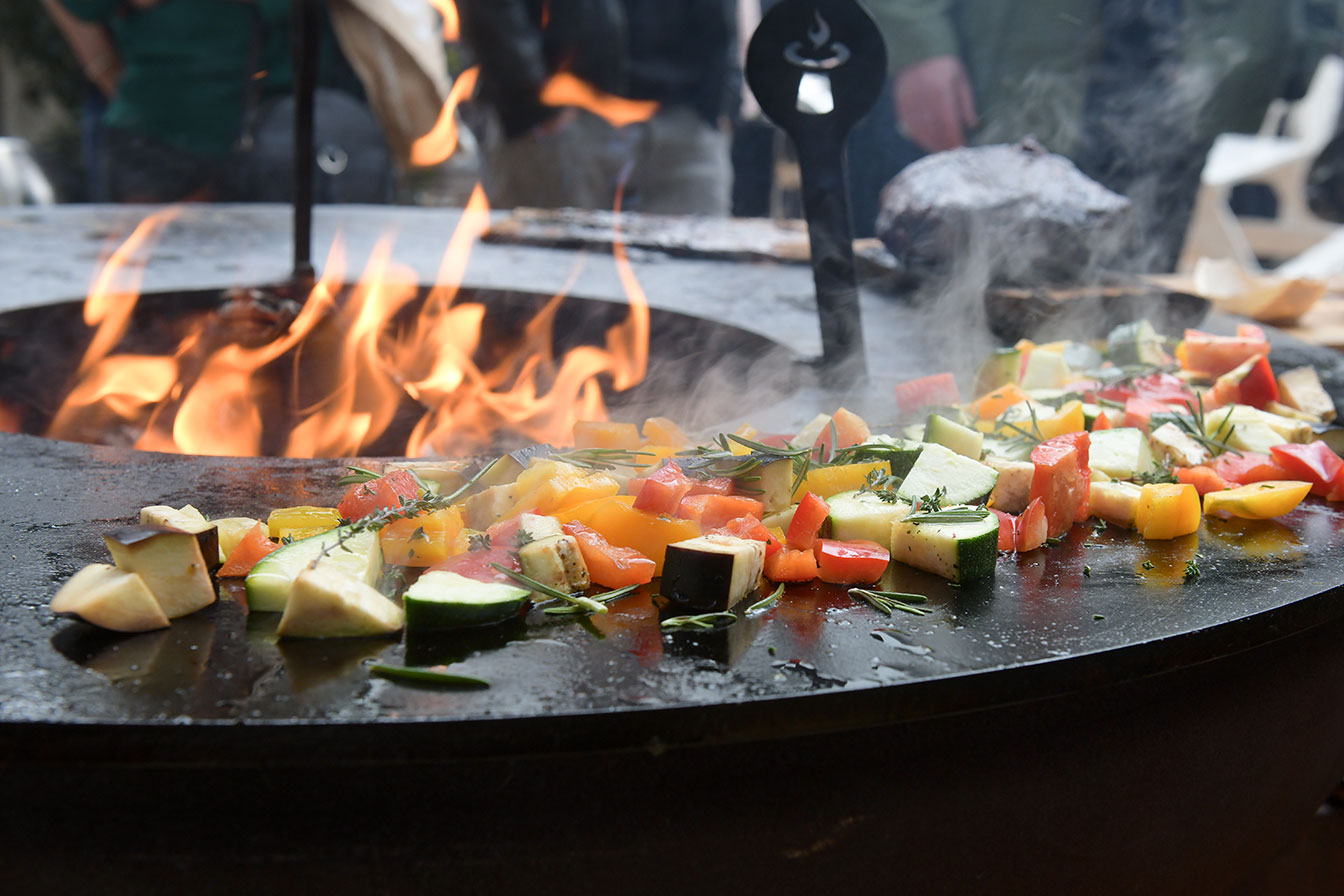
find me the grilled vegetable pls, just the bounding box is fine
[102,524,216,619]
[50,563,170,632]
[245,524,381,612]
[276,566,404,639]
[403,570,530,630]
[660,534,765,611]
[891,506,999,583]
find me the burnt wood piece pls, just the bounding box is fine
[877,139,1133,287]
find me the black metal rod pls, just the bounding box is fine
[291,0,319,286]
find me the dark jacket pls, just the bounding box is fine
[458,0,738,138]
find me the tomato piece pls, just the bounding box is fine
[1089,410,1114,432]
[685,476,735,497]
[677,494,766,528]
[1028,432,1090,537]
[1208,452,1294,486]
[706,516,783,557]
[1015,497,1048,552]
[632,462,695,516]
[989,508,1017,551]
[1178,326,1272,377]
[1132,372,1197,405]
[561,521,656,588]
[1174,465,1233,496]
[829,407,872,449]
[337,469,421,521]
[217,521,279,577]
[763,547,819,582]
[814,538,889,585]
[785,491,831,550]
[1122,397,1174,431]
[894,372,960,417]
[1270,442,1344,495]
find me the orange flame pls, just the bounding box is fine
[409,65,480,167]
[47,184,653,458]
[426,0,460,42]
[539,72,660,128]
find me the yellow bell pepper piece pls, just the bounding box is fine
[796,460,888,499]
[508,460,620,518]
[1202,480,1312,520]
[555,496,700,575]
[1035,399,1087,439]
[1135,483,1201,540]
[379,505,464,567]
[267,505,341,541]
[573,420,642,449]
[969,383,1028,421]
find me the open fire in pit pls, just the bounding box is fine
[0,191,797,458]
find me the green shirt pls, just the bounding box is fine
[64,0,295,159]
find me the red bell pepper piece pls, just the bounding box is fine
[814,539,889,585]
[633,463,695,516]
[217,521,279,577]
[763,547,819,582]
[686,476,735,497]
[676,494,765,528]
[1270,442,1344,495]
[1208,451,1294,486]
[1132,371,1197,405]
[785,491,831,550]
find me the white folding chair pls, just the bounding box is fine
[0,137,55,206]
[1178,54,1344,273]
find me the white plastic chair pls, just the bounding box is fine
[0,137,55,206]
[1178,54,1344,273]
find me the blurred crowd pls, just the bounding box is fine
[1,0,1340,257]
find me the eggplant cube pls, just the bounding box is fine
[661,535,765,611]
[103,524,216,619]
[139,504,221,572]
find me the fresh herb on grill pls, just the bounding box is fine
[489,562,609,615]
[905,505,991,525]
[661,611,737,630]
[1134,462,1178,485]
[542,584,640,616]
[337,465,381,486]
[468,532,492,552]
[1149,396,1241,457]
[678,433,813,495]
[368,663,490,688]
[857,467,904,503]
[747,583,785,614]
[849,588,930,617]
[1184,558,1202,581]
[550,447,656,471]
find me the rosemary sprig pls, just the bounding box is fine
[550,447,656,471]
[677,433,813,495]
[315,491,454,565]
[661,611,737,630]
[1149,395,1241,457]
[336,465,381,486]
[489,562,608,615]
[746,583,785,614]
[542,583,640,616]
[849,587,930,617]
[905,506,990,525]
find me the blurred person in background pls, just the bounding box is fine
[456,0,739,215]
[45,0,449,205]
[861,0,1341,268]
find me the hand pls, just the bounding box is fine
[894,54,978,152]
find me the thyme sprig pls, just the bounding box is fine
[541,584,640,616]
[661,611,737,630]
[849,588,930,617]
[908,486,948,515]
[857,468,904,503]
[314,490,455,565]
